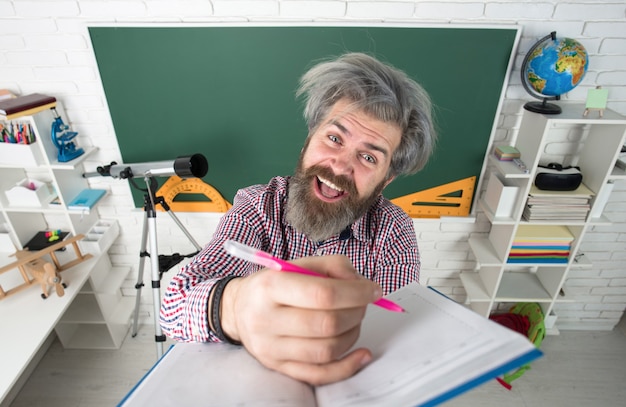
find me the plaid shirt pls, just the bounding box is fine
[160,176,420,342]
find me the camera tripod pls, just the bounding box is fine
[130,176,202,359]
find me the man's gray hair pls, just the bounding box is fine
[297,52,436,177]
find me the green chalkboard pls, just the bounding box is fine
[88,25,519,208]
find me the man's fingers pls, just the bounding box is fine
[271,305,366,338]
[276,348,373,386]
[267,269,382,310]
[249,325,361,366]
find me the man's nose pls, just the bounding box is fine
[329,149,354,176]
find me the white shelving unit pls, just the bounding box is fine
[0,104,132,349]
[463,104,626,328]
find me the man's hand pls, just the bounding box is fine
[220,254,382,385]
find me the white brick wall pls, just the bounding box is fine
[1,0,625,331]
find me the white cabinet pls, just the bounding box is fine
[463,104,626,328]
[0,105,132,349]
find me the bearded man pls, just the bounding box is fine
[160,52,436,385]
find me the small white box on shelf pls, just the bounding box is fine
[484,174,519,218]
[79,219,119,253]
[0,142,43,167]
[4,178,52,207]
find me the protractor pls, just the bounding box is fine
[156,176,232,213]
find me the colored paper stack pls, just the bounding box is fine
[494,145,521,161]
[508,225,574,264]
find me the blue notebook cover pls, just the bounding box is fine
[67,189,106,211]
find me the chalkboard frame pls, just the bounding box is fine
[88,23,521,213]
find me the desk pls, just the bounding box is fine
[0,253,96,404]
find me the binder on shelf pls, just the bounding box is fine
[67,189,106,212]
[0,93,57,120]
[120,282,542,407]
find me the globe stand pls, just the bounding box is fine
[523,99,562,115]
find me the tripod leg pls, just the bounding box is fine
[131,210,150,337]
[164,208,203,251]
[147,215,166,359]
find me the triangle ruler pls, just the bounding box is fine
[390,176,476,218]
[155,176,232,213]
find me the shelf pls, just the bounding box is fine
[60,293,105,323]
[0,253,95,400]
[459,272,490,302]
[98,266,131,295]
[0,162,46,170]
[494,272,552,302]
[479,199,516,225]
[468,236,502,266]
[80,279,95,294]
[505,260,571,268]
[109,296,134,325]
[547,104,626,123]
[465,104,626,321]
[55,322,128,350]
[518,219,588,227]
[1,203,66,214]
[488,155,531,179]
[0,104,131,377]
[47,147,98,170]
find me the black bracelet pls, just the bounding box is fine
[210,276,242,345]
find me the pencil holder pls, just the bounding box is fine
[0,142,43,167]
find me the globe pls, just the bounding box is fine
[521,31,589,114]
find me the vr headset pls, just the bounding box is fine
[535,163,583,191]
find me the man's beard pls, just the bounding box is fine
[285,163,386,242]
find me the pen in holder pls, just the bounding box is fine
[51,108,84,162]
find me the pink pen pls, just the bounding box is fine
[223,239,405,313]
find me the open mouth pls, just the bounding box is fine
[315,176,347,201]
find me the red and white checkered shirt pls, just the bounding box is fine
[160,176,420,342]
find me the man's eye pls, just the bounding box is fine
[362,154,376,164]
[328,135,340,143]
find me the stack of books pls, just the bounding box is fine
[0,93,56,120]
[522,184,593,222]
[508,225,574,264]
[494,145,521,161]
